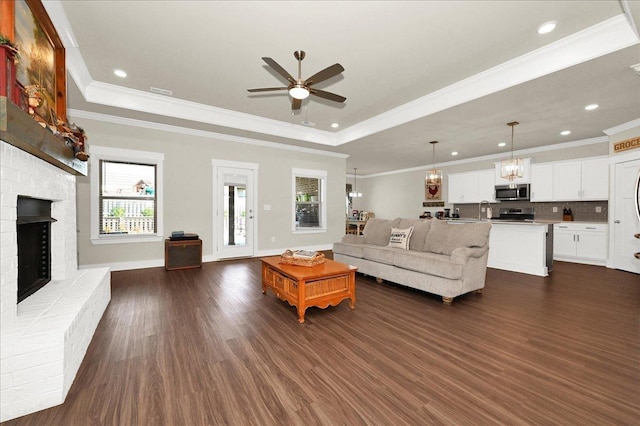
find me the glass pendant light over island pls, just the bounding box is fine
[500,121,523,188]
[425,140,442,186]
[349,167,362,198]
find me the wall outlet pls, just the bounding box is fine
[271,236,276,243]
[553,206,558,213]
[595,206,602,213]
[264,204,271,211]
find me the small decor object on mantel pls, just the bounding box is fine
[280,249,326,266]
[57,120,89,161]
[0,35,20,104]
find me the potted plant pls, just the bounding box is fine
[0,35,19,103]
[0,35,18,54]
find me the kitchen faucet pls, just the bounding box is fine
[478,200,492,220]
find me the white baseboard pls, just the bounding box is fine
[80,244,334,271]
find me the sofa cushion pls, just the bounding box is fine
[424,221,491,256]
[363,245,396,265]
[333,242,364,258]
[393,250,464,280]
[363,218,400,246]
[397,218,431,251]
[388,227,413,249]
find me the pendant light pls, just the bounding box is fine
[500,121,523,188]
[348,168,362,198]
[425,141,442,186]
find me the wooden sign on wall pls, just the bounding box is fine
[613,136,640,153]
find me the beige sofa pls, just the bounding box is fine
[333,218,491,305]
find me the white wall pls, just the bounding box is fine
[72,117,347,269]
[354,141,609,219]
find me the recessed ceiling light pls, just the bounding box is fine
[498,142,506,147]
[331,123,339,128]
[560,130,571,136]
[113,69,127,78]
[451,151,458,156]
[537,21,557,34]
[585,103,599,111]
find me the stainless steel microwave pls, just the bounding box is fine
[495,184,530,201]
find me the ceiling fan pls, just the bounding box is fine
[248,50,346,110]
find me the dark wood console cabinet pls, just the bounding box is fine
[165,239,202,271]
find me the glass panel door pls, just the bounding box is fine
[223,182,246,247]
[216,166,254,259]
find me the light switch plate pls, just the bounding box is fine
[264,204,271,211]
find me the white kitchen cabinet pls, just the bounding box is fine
[477,169,496,202]
[552,157,608,201]
[462,173,478,202]
[448,173,465,204]
[581,158,609,200]
[494,158,531,185]
[553,223,608,265]
[447,169,495,204]
[530,163,554,201]
[553,161,582,200]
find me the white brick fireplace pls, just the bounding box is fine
[0,141,111,422]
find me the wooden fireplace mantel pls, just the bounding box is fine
[0,97,86,176]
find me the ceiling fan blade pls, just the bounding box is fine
[292,97,302,110]
[262,57,296,84]
[310,88,346,103]
[305,63,344,86]
[247,87,288,92]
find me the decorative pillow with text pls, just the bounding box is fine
[388,227,414,250]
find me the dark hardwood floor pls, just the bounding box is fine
[4,259,639,425]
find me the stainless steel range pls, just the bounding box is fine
[498,207,535,221]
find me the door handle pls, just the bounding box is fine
[614,220,621,224]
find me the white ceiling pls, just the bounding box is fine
[48,1,640,175]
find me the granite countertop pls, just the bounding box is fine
[448,218,607,225]
[448,218,554,225]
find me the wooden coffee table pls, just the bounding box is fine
[260,256,357,323]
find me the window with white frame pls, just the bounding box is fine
[292,168,327,232]
[90,146,164,244]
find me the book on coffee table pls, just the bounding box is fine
[292,250,317,259]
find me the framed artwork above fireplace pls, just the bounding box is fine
[0,0,67,123]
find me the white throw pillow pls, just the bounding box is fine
[388,227,414,250]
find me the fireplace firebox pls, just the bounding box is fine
[17,196,56,302]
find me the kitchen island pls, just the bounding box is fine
[449,219,554,277]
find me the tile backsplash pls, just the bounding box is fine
[453,200,608,222]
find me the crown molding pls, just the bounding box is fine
[68,109,349,159]
[603,118,640,135]
[360,136,608,178]
[82,81,338,146]
[335,14,639,145]
[620,0,639,39]
[47,1,638,149]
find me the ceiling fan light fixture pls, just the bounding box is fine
[289,84,310,100]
